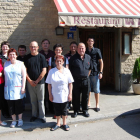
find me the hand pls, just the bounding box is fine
[98,73,103,79]
[0,72,2,77]
[68,94,72,102]
[34,79,39,85]
[21,89,25,94]
[49,94,53,102]
[29,80,37,87]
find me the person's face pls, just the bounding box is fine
[2,45,9,54]
[87,38,94,47]
[55,58,64,68]
[42,40,50,52]
[77,43,86,56]
[18,48,26,57]
[70,44,77,53]
[55,47,62,56]
[8,52,17,61]
[29,42,39,54]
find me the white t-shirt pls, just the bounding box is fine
[48,57,69,66]
[45,67,74,103]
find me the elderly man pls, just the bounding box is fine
[25,41,47,123]
[69,43,91,118]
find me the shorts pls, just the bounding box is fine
[53,102,68,116]
[89,75,100,93]
[7,99,24,115]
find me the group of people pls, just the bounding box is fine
[0,37,103,131]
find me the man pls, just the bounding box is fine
[65,41,77,110]
[39,39,55,114]
[86,37,103,112]
[25,41,47,123]
[17,45,27,62]
[69,43,91,118]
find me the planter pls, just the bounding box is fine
[132,83,140,94]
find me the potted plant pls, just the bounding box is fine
[132,57,140,94]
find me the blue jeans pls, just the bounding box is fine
[89,75,100,93]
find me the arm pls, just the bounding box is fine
[88,70,91,76]
[48,84,53,102]
[68,83,73,101]
[21,63,26,94]
[48,66,51,73]
[98,59,103,79]
[66,64,69,69]
[34,67,46,84]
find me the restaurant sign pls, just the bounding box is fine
[59,16,140,28]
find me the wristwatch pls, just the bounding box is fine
[99,72,103,74]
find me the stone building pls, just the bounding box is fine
[0,0,140,92]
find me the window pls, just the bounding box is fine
[122,32,132,55]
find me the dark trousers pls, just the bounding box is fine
[72,77,90,112]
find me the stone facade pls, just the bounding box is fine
[0,0,77,54]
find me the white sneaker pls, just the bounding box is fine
[10,121,17,128]
[17,119,23,127]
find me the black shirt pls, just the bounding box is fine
[69,53,91,78]
[17,55,27,63]
[86,47,102,76]
[25,53,48,84]
[0,52,8,65]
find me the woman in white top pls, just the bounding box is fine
[46,55,74,131]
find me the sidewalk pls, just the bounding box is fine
[0,89,140,134]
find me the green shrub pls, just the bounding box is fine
[132,57,140,83]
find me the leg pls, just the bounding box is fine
[88,92,91,107]
[18,113,23,120]
[12,114,16,121]
[94,93,99,108]
[56,116,61,126]
[27,82,38,117]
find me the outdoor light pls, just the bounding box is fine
[132,28,139,35]
[55,26,64,35]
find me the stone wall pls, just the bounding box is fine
[0,0,77,54]
[121,28,140,91]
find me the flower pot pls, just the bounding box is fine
[132,83,140,94]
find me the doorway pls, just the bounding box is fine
[79,28,115,88]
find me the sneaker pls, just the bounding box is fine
[18,119,23,126]
[0,121,7,126]
[10,121,17,128]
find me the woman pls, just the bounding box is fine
[0,41,10,118]
[48,44,69,117]
[0,59,7,126]
[4,48,26,128]
[46,55,74,131]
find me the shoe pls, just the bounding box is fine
[50,125,60,131]
[53,115,56,119]
[30,116,37,122]
[17,119,23,126]
[40,118,46,123]
[0,121,7,126]
[95,108,100,112]
[71,112,78,118]
[10,121,17,128]
[61,125,70,131]
[83,111,90,117]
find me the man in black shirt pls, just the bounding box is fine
[25,41,47,123]
[69,43,91,118]
[17,45,27,63]
[86,37,103,112]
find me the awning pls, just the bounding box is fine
[54,0,140,27]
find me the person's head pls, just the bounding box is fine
[18,45,26,57]
[53,44,63,56]
[55,55,64,68]
[8,48,17,61]
[1,41,10,54]
[77,43,86,56]
[41,39,50,52]
[87,37,94,48]
[69,41,77,53]
[29,41,39,55]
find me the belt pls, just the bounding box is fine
[75,77,88,80]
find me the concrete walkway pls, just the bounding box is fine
[0,89,140,134]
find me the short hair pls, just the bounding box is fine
[87,37,95,42]
[8,48,17,56]
[1,41,10,49]
[18,45,26,50]
[55,55,64,62]
[70,41,78,46]
[78,42,86,48]
[53,44,63,51]
[41,39,50,44]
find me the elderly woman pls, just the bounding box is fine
[46,55,74,131]
[4,48,26,128]
[0,41,10,119]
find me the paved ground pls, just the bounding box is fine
[0,89,140,134]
